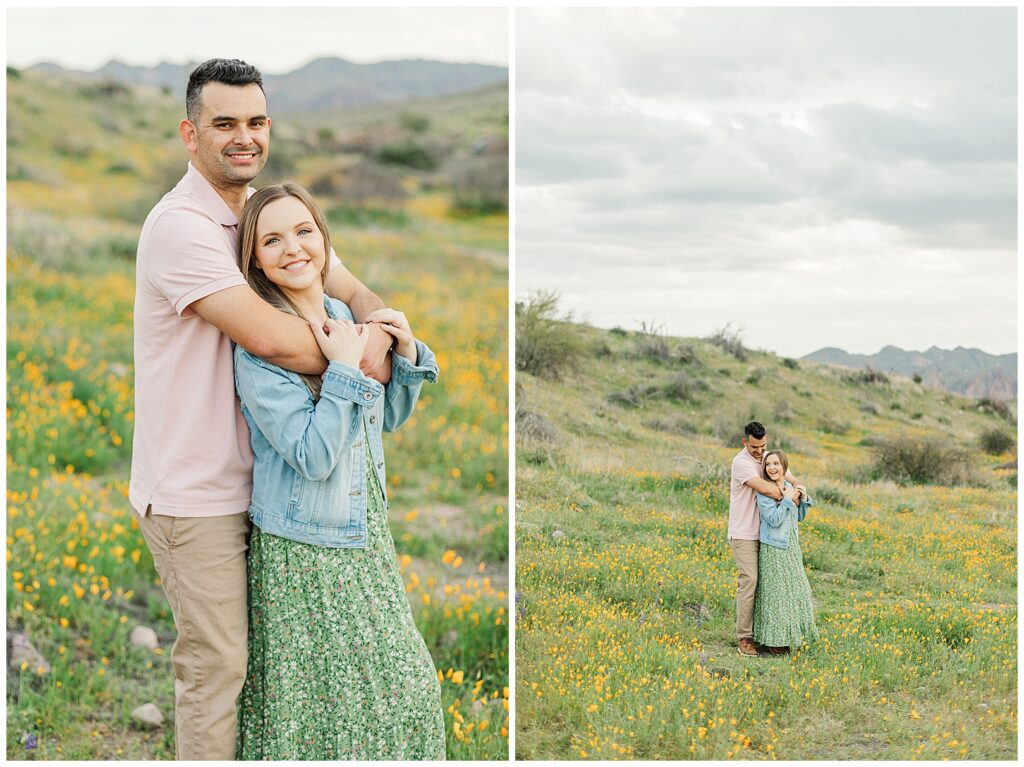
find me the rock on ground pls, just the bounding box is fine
[129,625,159,651]
[131,703,164,729]
[7,633,50,674]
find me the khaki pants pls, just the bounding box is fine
[729,538,759,642]
[137,508,250,760]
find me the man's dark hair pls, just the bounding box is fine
[185,58,264,123]
[744,421,766,439]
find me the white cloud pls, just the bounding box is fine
[516,7,1017,357]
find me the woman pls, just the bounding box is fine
[752,449,819,654]
[232,183,445,760]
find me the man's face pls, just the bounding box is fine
[184,82,270,188]
[743,434,767,460]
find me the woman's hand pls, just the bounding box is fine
[310,318,369,369]
[783,486,800,504]
[365,308,417,363]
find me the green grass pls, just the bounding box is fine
[515,321,1016,760]
[7,68,508,760]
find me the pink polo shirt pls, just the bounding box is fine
[129,163,338,517]
[728,448,763,540]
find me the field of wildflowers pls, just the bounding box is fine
[515,320,1016,760]
[6,69,508,759]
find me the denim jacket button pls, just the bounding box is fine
[363,392,372,400]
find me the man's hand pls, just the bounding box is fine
[359,322,393,384]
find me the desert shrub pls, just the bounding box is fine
[979,428,1015,455]
[400,112,431,133]
[516,409,559,444]
[773,400,794,422]
[745,367,771,385]
[632,320,671,363]
[889,402,901,410]
[707,322,747,361]
[910,412,923,420]
[515,291,585,381]
[782,358,800,370]
[814,483,853,508]
[845,367,890,386]
[859,402,881,416]
[7,66,20,78]
[912,374,923,384]
[643,417,697,435]
[712,418,743,448]
[450,154,507,214]
[674,344,700,365]
[816,416,849,435]
[104,162,137,175]
[593,340,613,358]
[609,327,627,336]
[659,372,707,402]
[607,384,660,408]
[326,206,409,230]
[977,397,1015,424]
[376,141,437,171]
[342,163,407,204]
[871,436,975,486]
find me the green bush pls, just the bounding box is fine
[376,141,437,171]
[979,428,1015,455]
[871,436,975,486]
[814,483,853,508]
[515,292,585,381]
[977,397,1015,424]
[450,154,507,214]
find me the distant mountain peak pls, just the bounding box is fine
[802,344,1016,401]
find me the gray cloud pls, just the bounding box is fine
[516,7,1017,356]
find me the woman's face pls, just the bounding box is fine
[764,454,784,481]
[253,195,326,294]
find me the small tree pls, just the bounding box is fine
[515,291,584,381]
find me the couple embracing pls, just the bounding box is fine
[130,59,444,759]
[728,421,819,657]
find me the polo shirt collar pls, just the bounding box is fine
[183,161,253,227]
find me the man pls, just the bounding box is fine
[727,421,805,657]
[130,59,392,759]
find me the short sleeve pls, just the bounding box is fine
[732,455,761,485]
[328,246,342,271]
[146,209,246,317]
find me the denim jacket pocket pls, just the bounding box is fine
[287,474,325,526]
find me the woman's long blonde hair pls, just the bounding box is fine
[238,182,332,399]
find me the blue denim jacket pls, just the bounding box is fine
[234,296,438,548]
[756,483,813,549]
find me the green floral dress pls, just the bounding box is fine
[236,437,446,760]
[752,508,819,650]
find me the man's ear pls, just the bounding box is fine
[179,119,198,153]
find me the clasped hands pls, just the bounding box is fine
[311,308,417,384]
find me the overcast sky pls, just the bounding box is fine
[516,7,1017,358]
[6,7,508,72]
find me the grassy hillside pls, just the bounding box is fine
[6,69,509,759]
[514,309,1016,760]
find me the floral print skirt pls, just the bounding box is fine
[236,451,445,760]
[752,525,819,650]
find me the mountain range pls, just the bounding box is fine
[27,57,508,114]
[803,345,1016,401]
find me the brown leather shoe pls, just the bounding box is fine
[738,638,758,656]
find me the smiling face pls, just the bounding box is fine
[183,82,270,188]
[764,453,784,481]
[253,195,328,299]
[743,434,767,460]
